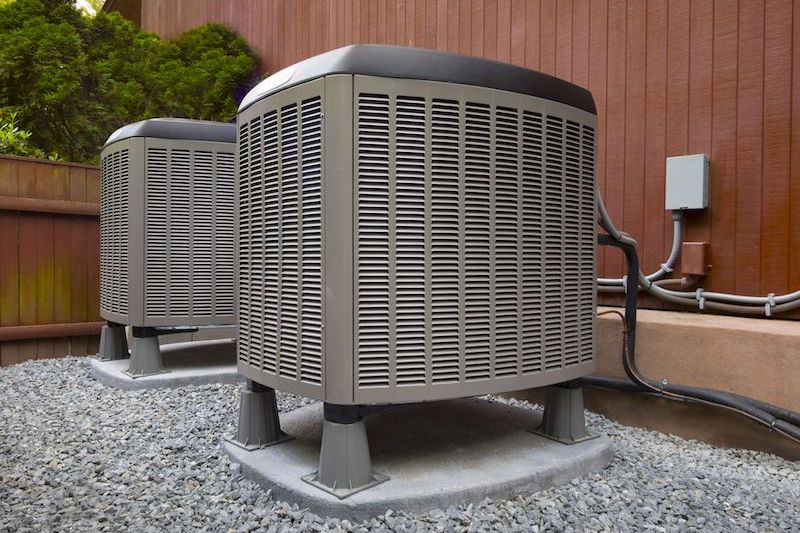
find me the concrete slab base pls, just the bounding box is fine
[90,339,242,390]
[224,397,613,521]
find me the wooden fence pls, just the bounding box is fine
[0,155,102,366]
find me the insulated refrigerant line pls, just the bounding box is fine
[596,185,800,316]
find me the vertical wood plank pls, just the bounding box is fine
[643,0,668,284]
[35,165,56,358]
[539,0,556,74]
[622,0,646,264]
[524,0,540,70]
[735,0,765,296]
[554,0,572,80]
[386,0,396,46]
[685,0,713,250]
[588,0,608,283]
[484,0,498,60]
[458,0,471,55]
[496,0,511,63]
[51,165,72,357]
[603,0,627,279]
[471,0,484,57]
[0,158,20,365]
[665,0,690,279]
[791,0,800,292]
[425,0,436,49]
[510,0,525,66]
[0,212,20,366]
[760,0,793,295]
[369,0,378,43]
[435,0,447,50]
[86,215,101,322]
[571,0,589,88]
[710,0,739,294]
[446,0,459,52]
[17,211,37,363]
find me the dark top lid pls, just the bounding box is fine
[104,118,236,147]
[239,45,596,115]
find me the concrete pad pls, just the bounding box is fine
[90,339,243,390]
[225,397,613,521]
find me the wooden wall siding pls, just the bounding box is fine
[141,0,800,310]
[0,156,101,366]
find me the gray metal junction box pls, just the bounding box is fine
[100,118,237,328]
[236,45,598,406]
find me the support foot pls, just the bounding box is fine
[531,381,597,444]
[124,328,167,377]
[302,404,388,499]
[228,381,291,450]
[98,322,129,361]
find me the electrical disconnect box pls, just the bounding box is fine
[665,154,709,210]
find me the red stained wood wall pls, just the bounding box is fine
[0,156,101,365]
[142,0,800,304]
[140,0,800,308]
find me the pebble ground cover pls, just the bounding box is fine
[1,357,797,532]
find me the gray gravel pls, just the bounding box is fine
[1,357,797,532]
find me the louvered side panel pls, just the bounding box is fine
[521,111,545,374]
[494,107,521,377]
[356,93,391,388]
[238,122,254,366]
[563,121,582,366]
[238,82,325,394]
[145,148,169,318]
[117,150,129,316]
[279,103,300,380]
[299,97,323,386]
[429,98,461,384]
[192,151,214,317]
[580,125,597,363]
[543,116,565,370]
[261,111,279,373]
[353,78,597,404]
[100,150,130,318]
[394,96,427,387]
[168,150,192,317]
[463,102,491,381]
[214,151,236,317]
[247,115,267,370]
[100,154,109,314]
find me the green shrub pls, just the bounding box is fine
[0,0,258,163]
[0,109,58,159]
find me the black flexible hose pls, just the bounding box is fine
[582,375,800,429]
[595,234,800,444]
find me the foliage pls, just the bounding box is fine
[0,109,59,159]
[0,0,258,163]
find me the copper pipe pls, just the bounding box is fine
[0,321,105,342]
[0,195,99,216]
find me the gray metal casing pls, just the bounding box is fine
[238,51,597,405]
[100,119,237,327]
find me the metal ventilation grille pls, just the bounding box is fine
[215,152,236,317]
[355,89,596,391]
[144,146,236,322]
[238,96,324,387]
[100,148,130,317]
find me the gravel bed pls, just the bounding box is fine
[0,357,798,532]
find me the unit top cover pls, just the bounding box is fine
[239,44,596,115]
[104,118,236,147]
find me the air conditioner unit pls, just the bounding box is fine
[233,45,598,497]
[99,118,237,376]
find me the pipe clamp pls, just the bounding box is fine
[695,289,705,310]
[765,293,776,317]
